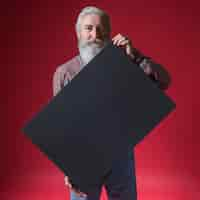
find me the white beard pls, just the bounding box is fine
[78,39,109,66]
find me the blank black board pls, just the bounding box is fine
[22,42,175,194]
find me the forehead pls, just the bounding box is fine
[80,14,103,26]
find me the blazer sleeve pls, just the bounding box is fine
[130,48,172,147]
[131,48,171,90]
[52,66,65,96]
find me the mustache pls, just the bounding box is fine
[79,39,108,48]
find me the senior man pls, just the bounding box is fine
[53,6,170,200]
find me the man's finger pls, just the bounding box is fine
[112,33,121,41]
[118,39,129,46]
[72,188,87,197]
[112,34,121,45]
[116,37,128,46]
[113,35,130,46]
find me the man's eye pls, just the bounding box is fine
[85,26,92,31]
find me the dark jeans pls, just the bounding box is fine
[70,149,137,200]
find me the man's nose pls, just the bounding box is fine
[91,28,101,39]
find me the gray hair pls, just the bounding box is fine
[75,6,111,38]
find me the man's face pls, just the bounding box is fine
[77,14,110,65]
[77,14,108,46]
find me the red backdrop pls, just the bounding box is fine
[2,0,200,199]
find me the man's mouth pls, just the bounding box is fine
[87,40,103,46]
